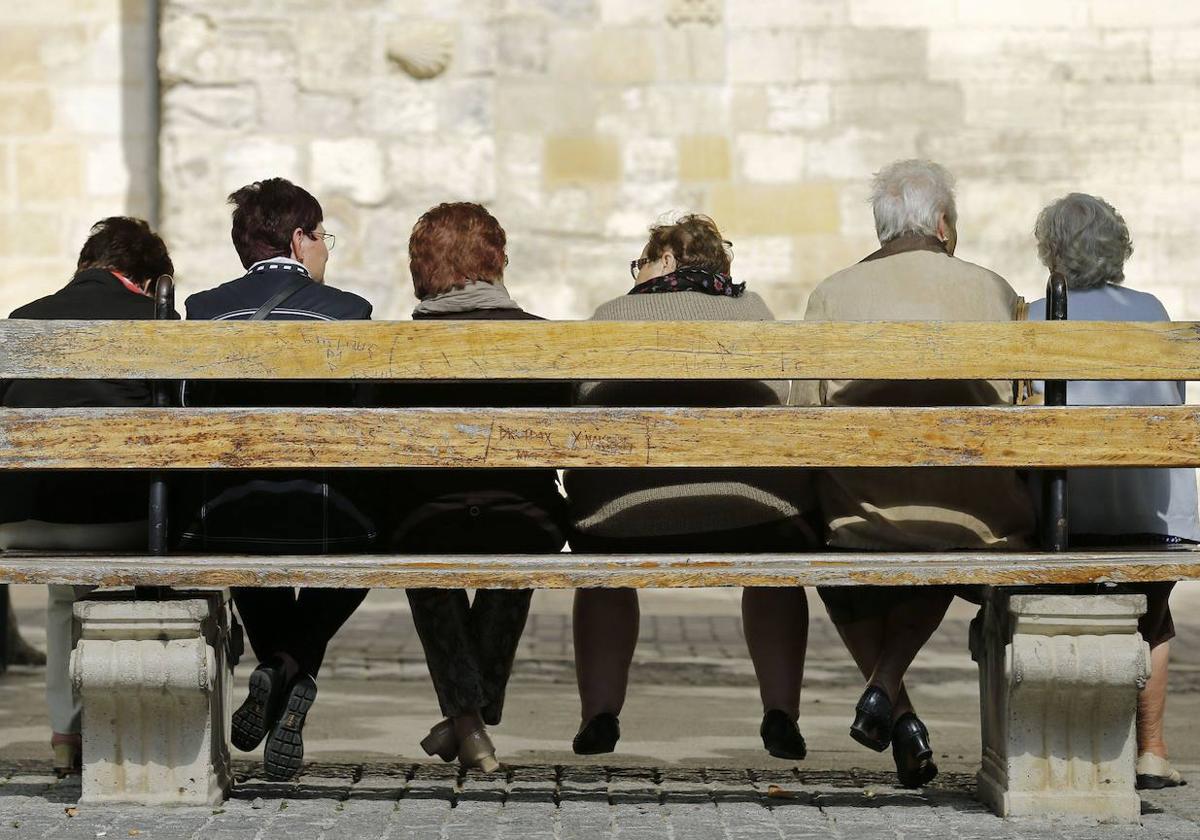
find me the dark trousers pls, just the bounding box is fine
[407,588,533,723]
[233,587,368,677]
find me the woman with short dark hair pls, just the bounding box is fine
[566,214,819,760]
[379,202,568,773]
[1029,193,1197,790]
[0,216,178,776]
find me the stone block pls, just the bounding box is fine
[806,127,919,180]
[84,140,132,199]
[727,29,798,83]
[928,29,1150,84]
[162,84,258,132]
[0,211,61,259]
[495,82,596,134]
[1150,30,1200,81]
[544,135,621,185]
[765,84,831,131]
[725,0,846,27]
[71,592,233,805]
[665,0,723,26]
[735,133,804,184]
[707,183,839,236]
[1185,133,1200,181]
[596,85,731,136]
[0,25,49,82]
[590,29,658,85]
[678,135,731,181]
[622,136,678,184]
[220,137,303,194]
[957,0,1089,27]
[833,81,964,129]
[311,137,387,205]
[16,142,83,202]
[600,0,666,24]
[496,17,549,76]
[797,29,926,82]
[961,83,1067,130]
[1091,0,1200,27]
[301,17,374,93]
[0,90,53,134]
[388,135,496,202]
[160,13,295,86]
[657,26,726,83]
[848,0,956,28]
[362,82,439,135]
[971,589,1149,821]
[437,79,494,136]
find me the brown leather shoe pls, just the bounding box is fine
[457,728,501,773]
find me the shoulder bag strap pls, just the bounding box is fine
[250,274,310,321]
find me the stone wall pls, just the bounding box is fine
[0,0,156,317]
[6,3,1200,322]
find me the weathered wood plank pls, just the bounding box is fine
[2,405,1199,469]
[3,320,1200,381]
[0,551,1195,588]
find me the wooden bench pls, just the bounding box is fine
[1,276,1198,818]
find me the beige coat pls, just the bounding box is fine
[803,239,1037,550]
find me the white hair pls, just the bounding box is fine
[869,159,957,244]
[1034,193,1132,290]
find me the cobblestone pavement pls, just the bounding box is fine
[1,586,1198,838]
[0,762,1196,840]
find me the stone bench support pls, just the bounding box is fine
[71,591,233,805]
[972,590,1150,822]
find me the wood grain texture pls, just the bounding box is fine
[0,551,1195,588]
[3,319,1200,380]
[2,405,1199,469]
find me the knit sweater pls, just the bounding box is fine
[564,290,817,540]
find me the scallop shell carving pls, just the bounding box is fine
[387,23,455,81]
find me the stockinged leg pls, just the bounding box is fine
[972,590,1149,821]
[71,591,233,805]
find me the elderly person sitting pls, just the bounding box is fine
[566,214,819,760]
[1027,193,1196,790]
[377,202,569,773]
[804,160,1036,788]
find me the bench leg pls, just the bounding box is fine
[971,590,1150,822]
[70,591,233,805]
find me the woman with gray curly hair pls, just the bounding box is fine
[1029,192,1198,790]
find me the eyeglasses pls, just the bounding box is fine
[310,231,336,252]
[630,257,653,280]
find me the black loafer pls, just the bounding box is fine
[849,685,893,752]
[263,674,318,781]
[892,712,938,789]
[760,709,807,760]
[231,659,289,752]
[572,713,620,755]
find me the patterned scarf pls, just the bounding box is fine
[628,266,745,297]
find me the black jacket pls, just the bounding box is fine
[176,262,377,553]
[374,306,569,553]
[0,269,179,525]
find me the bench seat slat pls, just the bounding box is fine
[3,320,1200,381]
[2,405,1199,469]
[0,551,1195,588]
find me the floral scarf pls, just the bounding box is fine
[628,266,745,297]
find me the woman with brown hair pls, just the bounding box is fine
[565,214,819,759]
[378,202,569,772]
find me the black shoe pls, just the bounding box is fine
[760,709,807,760]
[892,713,938,789]
[849,685,893,752]
[263,674,318,781]
[572,713,620,755]
[231,659,289,752]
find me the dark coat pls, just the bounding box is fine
[373,306,569,553]
[176,262,377,553]
[0,269,179,525]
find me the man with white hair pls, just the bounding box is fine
[803,159,1036,788]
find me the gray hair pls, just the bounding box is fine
[869,159,957,244]
[1034,193,1132,290]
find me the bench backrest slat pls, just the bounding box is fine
[3,405,1198,469]
[3,320,1200,381]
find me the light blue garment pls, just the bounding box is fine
[1029,283,1200,541]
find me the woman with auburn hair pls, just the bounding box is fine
[377,202,569,772]
[565,214,819,759]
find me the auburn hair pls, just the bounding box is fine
[408,203,507,298]
[645,214,732,274]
